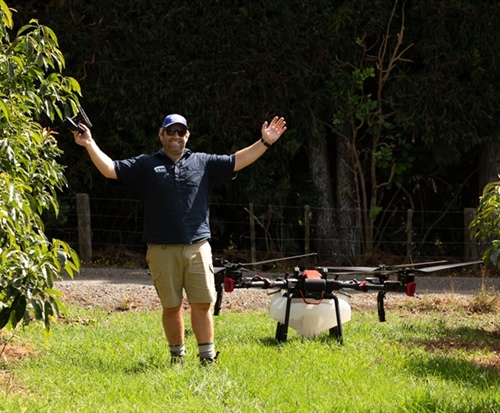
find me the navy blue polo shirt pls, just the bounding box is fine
[114,148,235,244]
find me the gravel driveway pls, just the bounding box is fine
[54,266,500,313]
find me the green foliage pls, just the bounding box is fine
[8,0,498,192]
[393,0,500,168]
[8,0,355,205]
[470,181,500,267]
[5,0,500,260]
[0,1,81,334]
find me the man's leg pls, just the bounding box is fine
[190,302,213,343]
[191,302,217,363]
[147,244,185,362]
[162,303,186,363]
[162,302,184,345]
[184,241,218,363]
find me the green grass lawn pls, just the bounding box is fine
[1,296,499,413]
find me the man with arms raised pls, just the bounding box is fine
[74,113,286,364]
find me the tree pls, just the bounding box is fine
[0,1,80,336]
[331,1,413,256]
[469,180,500,268]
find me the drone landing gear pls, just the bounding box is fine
[275,322,287,343]
[377,291,386,322]
[329,295,343,344]
[275,291,294,343]
[274,293,344,344]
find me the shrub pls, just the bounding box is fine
[0,1,81,335]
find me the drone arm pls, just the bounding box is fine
[224,277,287,292]
[225,276,415,296]
[326,279,416,296]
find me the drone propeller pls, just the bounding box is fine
[238,252,318,267]
[409,260,482,273]
[325,260,448,273]
[214,252,317,274]
[324,260,482,278]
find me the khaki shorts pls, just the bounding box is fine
[146,240,215,308]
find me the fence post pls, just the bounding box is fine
[249,202,256,264]
[76,193,92,263]
[464,208,479,260]
[406,209,413,262]
[304,205,310,267]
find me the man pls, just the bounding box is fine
[73,113,287,364]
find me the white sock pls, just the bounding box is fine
[198,342,215,359]
[169,344,185,357]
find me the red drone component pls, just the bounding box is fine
[224,277,235,292]
[301,270,322,279]
[406,282,416,297]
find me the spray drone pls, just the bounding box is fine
[213,254,482,343]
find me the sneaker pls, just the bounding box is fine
[199,351,219,366]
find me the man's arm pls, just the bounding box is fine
[233,116,287,172]
[73,125,117,179]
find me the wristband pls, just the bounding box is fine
[260,137,272,148]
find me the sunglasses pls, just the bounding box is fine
[165,127,187,137]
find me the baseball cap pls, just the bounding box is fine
[161,114,189,129]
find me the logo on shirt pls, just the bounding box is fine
[154,165,167,173]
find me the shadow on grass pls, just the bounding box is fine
[124,359,165,374]
[416,324,499,350]
[122,354,171,374]
[408,323,499,357]
[403,391,499,413]
[257,336,282,347]
[402,324,499,386]
[406,353,499,389]
[256,329,345,348]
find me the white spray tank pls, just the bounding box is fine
[268,270,352,338]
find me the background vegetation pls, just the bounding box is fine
[5,0,500,263]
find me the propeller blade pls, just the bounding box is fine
[239,252,318,267]
[325,260,449,272]
[391,260,448,268]
[326,266,381,272]
[413,261,482,273]
[328,270,398,276]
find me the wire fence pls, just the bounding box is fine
[44,195,481,266]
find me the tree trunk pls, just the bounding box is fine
[308,126,336,263]
[478,141,500,193]
[335,136,358,264]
